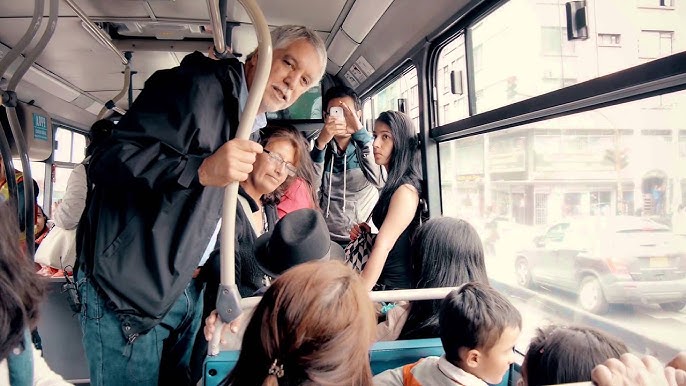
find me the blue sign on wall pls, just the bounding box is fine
[33,113,48,141]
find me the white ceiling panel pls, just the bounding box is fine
[231,25,328,58]
[147,0,210,20]
[1,0,150,18]
[229,0,346,32]
[16,81,97,129]
[342,0,469,89]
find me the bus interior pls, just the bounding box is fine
[1,0,685,384]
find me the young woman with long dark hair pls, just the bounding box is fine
[350,111,422,291]
[376,217,489,340]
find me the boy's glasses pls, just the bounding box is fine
[263,149,297,177]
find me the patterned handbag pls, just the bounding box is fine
[344,230,376,272]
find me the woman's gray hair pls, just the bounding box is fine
[246,25,327,82]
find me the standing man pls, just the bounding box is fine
[77,25,326,385]
[311,86,383,245]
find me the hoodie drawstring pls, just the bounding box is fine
[324,145,349,220]
[342,152,347,220]
[325,148,334,218]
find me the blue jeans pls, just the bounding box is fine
[77,270,204,386]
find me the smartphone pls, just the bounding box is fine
[329,106,344,120]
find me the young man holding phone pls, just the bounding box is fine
[311,85,384,245]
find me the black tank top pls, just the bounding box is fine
[371,197,420,290]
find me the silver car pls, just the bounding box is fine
[515,216,686,314]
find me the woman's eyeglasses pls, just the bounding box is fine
[263,149,297,177]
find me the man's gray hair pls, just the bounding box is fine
[246,25,327,83]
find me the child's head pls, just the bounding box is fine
[440,282,522,384]
[520,325,628,386]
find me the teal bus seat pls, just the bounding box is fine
[204,350,240,386]
[370,338,444,374]
[203,338,512,386]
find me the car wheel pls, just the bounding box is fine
[659,301,686,312]
[578,276,609,314]
[515,258,533,288]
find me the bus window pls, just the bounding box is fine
[435,35,469,125]
[467,0,684,114]
[438,89,686,358]
[362,98,374,131]
[370,67,420,131]
[266,83,323,120]
[54,127,87,164]
[51,127,87,216]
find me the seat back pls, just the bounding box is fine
[204,338,444,385]
[370,338,444,374]
[203,338,512,386]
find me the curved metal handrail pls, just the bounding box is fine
[208,0,272,356]
[97,64,131,119]
[234,287,465,310]
[0,0,43,78]
[7,0,58,92]
[4,0,59,256]
[0,0,43,230]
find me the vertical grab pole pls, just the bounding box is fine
[0,0,42,232]
[208,0,272,356]
[3,0,59,257]
[0,130,18,204]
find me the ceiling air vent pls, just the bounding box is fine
[114,22,208,40]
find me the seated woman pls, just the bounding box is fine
[0,203,71,385]
[520,325,627,386]
[350,111,422,291]
[191,125,310,383]
[260,124,319,219]
[222,260,376,385]
[376,217,489,341]
[202,125,310,297]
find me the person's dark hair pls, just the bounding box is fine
[522,325,628,386]
[322,85,361,112]
[261,125,318,210]
[372,111,422,221]
[0,202,45,361]
[399,217,489,339]
[86,119,115,157]
[440,282,521,365]
[224,260,375,386]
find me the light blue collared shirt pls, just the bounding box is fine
[198,66,267,267]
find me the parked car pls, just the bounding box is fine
[515,216,686,314]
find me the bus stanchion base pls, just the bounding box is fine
[208,284,243,356]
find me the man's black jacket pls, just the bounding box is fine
[79,51,245,340]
